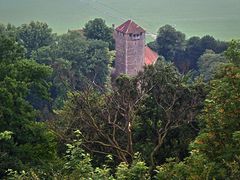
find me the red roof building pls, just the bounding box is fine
[144,46,158,65]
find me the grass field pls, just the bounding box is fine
[0,0,239,41]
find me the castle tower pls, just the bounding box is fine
[114,20,146,76]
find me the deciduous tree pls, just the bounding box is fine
[0,34,57,177]
[84,18,114,50]
[156,25,185,61]
[17,21,55,57]
[136,60,206,170]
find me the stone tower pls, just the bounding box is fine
[114,20,146,76]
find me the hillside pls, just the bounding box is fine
[0,0,240,40]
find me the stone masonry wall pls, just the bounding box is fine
[114,31,126,75]
[126,34,145,76]
[114,30,145,76]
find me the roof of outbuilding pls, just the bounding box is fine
[115,20,145,34]
[145,46,158,65]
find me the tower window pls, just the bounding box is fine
[132,34,140,40]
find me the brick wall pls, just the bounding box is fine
[114,30,145,76]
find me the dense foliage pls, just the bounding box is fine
[148,25,228,73]
[0,32,57,177]
[34,30,112,108]
[155,40,240,179]
[0,18,239,179]
[84,18,114,50]
[17,21,55,58]
[198,50,228,81]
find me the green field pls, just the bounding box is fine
[0,0,240,41]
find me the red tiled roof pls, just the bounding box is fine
[145,46,158,65]
[115,20,145,34]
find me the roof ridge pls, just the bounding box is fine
[115,20,145,34]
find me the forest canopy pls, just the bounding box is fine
[0,19,239,179]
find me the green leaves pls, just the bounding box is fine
[0,35,25,63]
[0,30,57,177]
[36,31,111,90]
[135,60,205,167]
[17,21,55,58]
[0,131,13,140]
[84,18,114,50]
[225,40,240,66]
[154,43,240,179]
[198,50,228,81]
[115,153,149,180]
[156,24,185,61]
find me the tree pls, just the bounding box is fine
[199,35,217,52]
[215,40,228,53]
[156,25,185,61]
[152,26,228,73]
[52,59,206,173]
[182,36,202,71]
[52,75,143,164]
[115,153,149,180]
[34,30,112,107]
[33,45,72,109]
[149,24,228,73]
[197,35,228,57]
[17,21,55,57]
[155,40,240,179]
[0,23,17,38]
[0,34,57,177]
[225,40,240,66]
[33,30,112,110]
[147,41,159,53]
[136,60,206,170]
[198,50,228,81]
[84,18,114,50]
[176,35,228,73]
[54,31,111,89]
[6,130,149,179]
